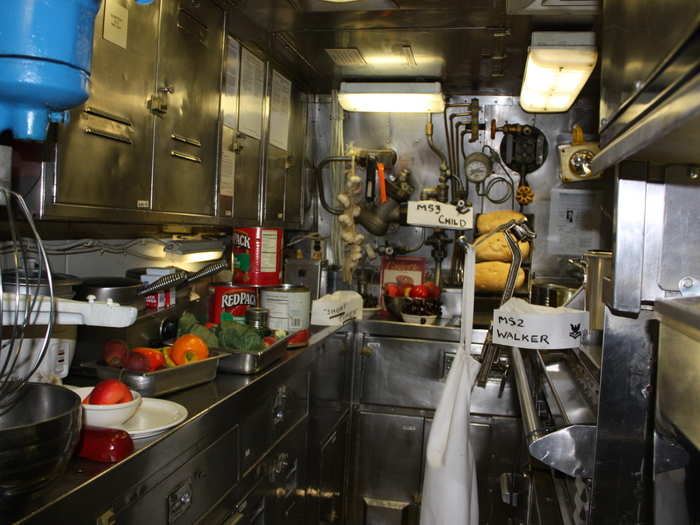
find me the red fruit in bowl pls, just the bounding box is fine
[88,379,133,405]
[123,351,150,373]
[102,339,129,368]
[409,285,431,299]
[424,281,441,298]
[384,284,400,297]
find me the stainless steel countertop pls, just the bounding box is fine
[6,324,344,524]
[7,318,486,523]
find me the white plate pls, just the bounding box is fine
[116,398,188,439]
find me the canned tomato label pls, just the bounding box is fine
[261,285,311,347]
[233,227,282,286]
[209,284,257,324]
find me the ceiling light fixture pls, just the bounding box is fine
[519,32,597,113]
[337,82,445,113]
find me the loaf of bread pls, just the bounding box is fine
[475,232,531,262]
[476,210,526,234]
[474,261,526,293]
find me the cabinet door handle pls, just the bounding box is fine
[84,106,132,127]
[171,133,202,147]
[170,150,202,163]
[83,127,132,144]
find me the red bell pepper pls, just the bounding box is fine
[131,347,165,371]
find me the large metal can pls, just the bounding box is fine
[232,227,283,286]
[209,283,258,324]
[261,285,311,347]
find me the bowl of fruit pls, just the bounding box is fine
[72,380,142,428]
[400,296,442,325]
[383,281,441,322]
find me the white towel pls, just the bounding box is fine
[420,246,479,525]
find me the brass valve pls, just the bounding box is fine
[516,185,535,205]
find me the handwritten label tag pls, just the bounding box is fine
[406,200,473,230]
[103,0,128,49]
[492,309,589,349]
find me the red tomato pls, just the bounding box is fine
[409,285,431,299]
[384,284,400,297]
[263,336,277,347]
[424,281,441,298]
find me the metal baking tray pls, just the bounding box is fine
[83,350,225,397]
[217,334,293,375]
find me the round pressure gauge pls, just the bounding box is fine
[464,152,493,183]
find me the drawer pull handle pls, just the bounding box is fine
[171,133,202,147]
[84,106,132,126]
[170,150,202,163]
[83,127,132,144]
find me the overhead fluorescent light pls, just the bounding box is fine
[338,82,445,113]
[519,32,597,113]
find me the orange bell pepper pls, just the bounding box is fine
[170,334,209,365]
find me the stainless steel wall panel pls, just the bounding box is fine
[360,336,518,416]
[315,95,602,281]
[54,0,159,211]
[152,0,224,215]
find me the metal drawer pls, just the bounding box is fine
[117,425,238,524]
[240,372,309,473]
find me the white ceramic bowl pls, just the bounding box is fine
[401,313,438,325]
[72,386,142,428]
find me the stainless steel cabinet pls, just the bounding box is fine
[353,411,424,525]
[152,0,224,215]
[231,133,262,223]
[239,371,309,473]
[116,425,239,524]
[31,0,225,224]
[263,86,307,228]
[54,0,159,212]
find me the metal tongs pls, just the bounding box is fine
[459,219,536,387]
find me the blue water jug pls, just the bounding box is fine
[0,0,152,141]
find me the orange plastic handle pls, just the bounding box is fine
[377,162,387,203]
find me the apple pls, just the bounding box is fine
[87,379,133,405]
[410,285,431,299]
[423,281,441,298]
[102,339,129,368]
[384,283,400,297]
[123,351,150,373]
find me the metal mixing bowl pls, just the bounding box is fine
[383,296,408,320]
[0,383,82,497]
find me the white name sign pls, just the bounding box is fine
[406,200,473,230]
[492,309,589,349]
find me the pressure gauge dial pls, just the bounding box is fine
[464,152,493,183]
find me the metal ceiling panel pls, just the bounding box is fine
[233,0,598,95]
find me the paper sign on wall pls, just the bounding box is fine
[103,0,128,49]
[222,37,241,129]
[239,48,265,140]
[269,71,292,151]
[492,309,589,349]
[406,200,473,230]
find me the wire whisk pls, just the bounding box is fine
[0,183,55,413]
